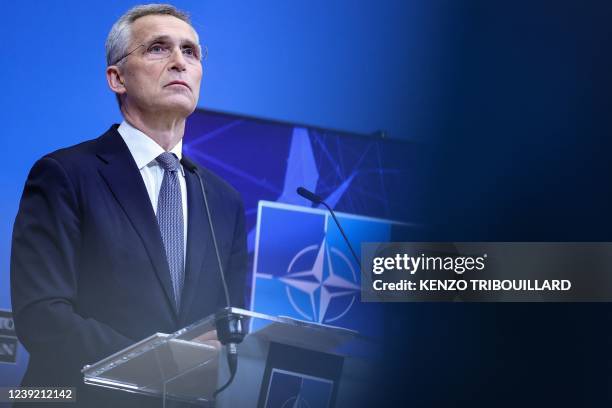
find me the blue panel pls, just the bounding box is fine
[251,202,398,339]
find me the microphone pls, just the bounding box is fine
[296,187,323,204]
[181,157,245,398]
[296,187,361,268]
[181,158,231,307]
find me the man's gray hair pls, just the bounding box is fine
[105,3,195,66]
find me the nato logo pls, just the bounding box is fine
[262,369,333,408]
[281,235,359,324]
[250,201,396,336]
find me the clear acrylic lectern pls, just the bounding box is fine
[82,308,375,407]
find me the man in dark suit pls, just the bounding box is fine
[10,4,247,407]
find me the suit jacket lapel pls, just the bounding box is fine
[95,126,178,319]
[180,165,213,319]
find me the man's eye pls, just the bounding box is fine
[182,48,196,58]
[148,45,166,53]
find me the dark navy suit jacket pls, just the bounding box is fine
[10,125,247,407]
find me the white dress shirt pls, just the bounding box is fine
[117,120,188,260]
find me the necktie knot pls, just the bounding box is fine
[156,152,180,172]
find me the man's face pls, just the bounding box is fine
[119,14,202,117]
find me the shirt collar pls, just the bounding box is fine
[117,120,184,176]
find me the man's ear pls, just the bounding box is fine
[106,65,126,95]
